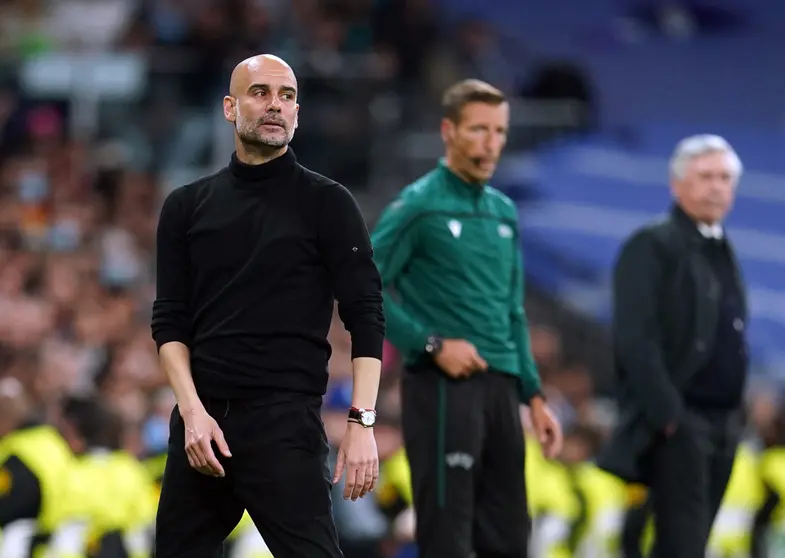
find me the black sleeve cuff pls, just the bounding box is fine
[152,330,191,352]
[349,328,385,361]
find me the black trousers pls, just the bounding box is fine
[155,391,342,558]
[644,406,741,558]
[402,364,529,558]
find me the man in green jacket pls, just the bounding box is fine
[371,79,563,557]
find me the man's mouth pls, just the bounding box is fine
[475,158,495,169]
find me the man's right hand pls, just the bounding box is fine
[182,408,232,477]
[434,339,487,379]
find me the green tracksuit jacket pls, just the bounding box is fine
[371,160,542,402]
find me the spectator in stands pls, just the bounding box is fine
[371,0,441,91]
[599,134,747,558]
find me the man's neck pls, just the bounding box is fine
[676,205,723,238]
[443,157,483,187]
[236,143,287,166]
[682,207,720,228]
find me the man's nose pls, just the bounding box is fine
[485,135,502,153]
[485,140,500,155]
[268,96,282,111]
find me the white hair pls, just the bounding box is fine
[669,134,743,180]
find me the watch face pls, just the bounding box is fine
[360,411,376,426]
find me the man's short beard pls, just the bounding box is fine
[238,130,289,149]
[241,133,289,149]
[237,121,291,151]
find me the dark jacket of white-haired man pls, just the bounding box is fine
[598,134,748,558]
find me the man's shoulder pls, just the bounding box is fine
[619,212,680,257]
[395,169,451,209]
[295,164,359,209]
[633,212,680,242]
[296,164,344,191]
[184,167,231,189]
[168,167,231,203]
[483,186,518,219]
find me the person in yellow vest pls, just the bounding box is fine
[569,425,628,558]
[529,425,596,558]
[228,512,274,558]
[524,409,566,557]
[52,396,157,558]
[752,408,785,558]
[707,442,765,558]
[142,450,167,501]
[375,446,416,547]
[573,464,627,557]
[42,397,155,558]
[376,447,413,519]
[0,377,76,558]
[621,484,654,558]
[537,423,629,558]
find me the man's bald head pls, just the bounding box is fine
[229,54,297,98]
[224,54,299,154]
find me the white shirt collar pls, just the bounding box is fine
[697,222,724,239]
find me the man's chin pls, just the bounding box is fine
[469,169,494,184]
[241,134,290,149]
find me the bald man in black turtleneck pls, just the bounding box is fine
[151,54,385,558]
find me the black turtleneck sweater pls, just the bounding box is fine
[151,149,385,398]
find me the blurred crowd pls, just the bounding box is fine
[0,0,584,466]
[0,0,783,557]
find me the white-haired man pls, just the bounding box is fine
[598,135,747,558]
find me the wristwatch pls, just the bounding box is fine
[348,407,377,428]
[424,335,444,358]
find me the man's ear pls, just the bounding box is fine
[223,96,236,123]
[440,118,454,146]
[294,104,299,130]
[669,177,681,201]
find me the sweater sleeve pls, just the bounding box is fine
[317,182,386,360]
[151,187,192,350]
[370,196,431,357]
[510,239,543,403]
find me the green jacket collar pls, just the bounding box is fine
[438,159,486,198]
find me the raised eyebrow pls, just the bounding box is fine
[247,83,297,97]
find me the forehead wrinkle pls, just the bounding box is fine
[229,54,298,97]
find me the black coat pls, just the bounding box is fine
[596,205,747,483]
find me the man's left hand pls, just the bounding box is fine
[332,422,379,500]
[529,396,563,459]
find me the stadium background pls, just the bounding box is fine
[1,0,785,556]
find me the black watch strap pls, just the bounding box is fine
[348,407,377,428]
[424,335,444,357]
